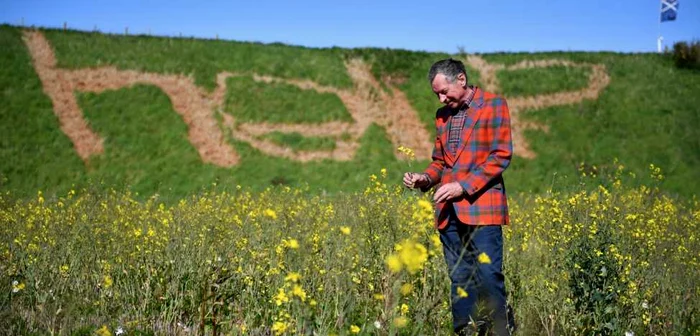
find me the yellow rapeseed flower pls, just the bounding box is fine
[398,241,428,274]
[400,303,409,315]
[457,286,469,298]
[286,239,299,249]
[386,255,403,273]
[274,288,289,306]
[350,325,361,334]
[291,284,307,302]
[11,280,25,293]
[477,252,491,264]
[400,283,413,296]
[284,272,301,282]
[103,275,113,289]
[340,226,351,235]
[95,325,111,336]
[264,209,278,219]
[271,321,288,335]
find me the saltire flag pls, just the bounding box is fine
[661,0,678,22]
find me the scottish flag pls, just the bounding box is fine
[661,0,678,22]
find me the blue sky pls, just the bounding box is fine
[2,0,698,53]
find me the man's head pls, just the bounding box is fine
[428,58,469,109]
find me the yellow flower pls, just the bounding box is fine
[274,288,289,306]
[103,275,113,289]
[400,303,409,315]
[271,321,288,335]
[398,241,428,274]
[373,293,385,300]
[400,283,413,296]
[386,255,403,273]
[95,325,111,336]
[393,316,408,328]
[11,280,25,293]
[350,325,361,334]
[291,284,307,302]
[340,226,351,235]
[264,209,278,219]
[477,252,491,264]
[286,239,299,249]
[284,272,301,282]
[457,286,469,298]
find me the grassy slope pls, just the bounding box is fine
[1,25,699,199]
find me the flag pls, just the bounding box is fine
[661,0,678,22]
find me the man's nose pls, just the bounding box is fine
[439,94,448,103]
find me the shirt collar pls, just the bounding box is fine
[454,85,476,114]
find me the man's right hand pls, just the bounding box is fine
[403,172,430,189]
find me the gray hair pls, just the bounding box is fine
[427,58,468,85]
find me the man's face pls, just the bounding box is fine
[431,73,467,109]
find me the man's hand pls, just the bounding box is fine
[403,172,430,189]
[433,182,465,203]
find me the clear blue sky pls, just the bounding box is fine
[2,0,698,53]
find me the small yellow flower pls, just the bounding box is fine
[457,286,469,298]
[400,303,409,315]
[103,275,113,289]
[11,280,25,293]
[373,293,385,300]
[400,283,413,296]
[287,239,299,249]
[477,252,491,264]
[340,226,351,235]
[284,272,301,282]
[274,288,289,306]
[350,325,361,334]
[264,209,278,219]
[95,325,111,336]
[271,321,288,335]
[386,255,403,273]
[291,284,307,302]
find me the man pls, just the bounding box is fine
[403,58,515,335]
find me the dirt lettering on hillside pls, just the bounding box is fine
[23,30,240,166]
[23,29,609,165]
[464,55,610,158]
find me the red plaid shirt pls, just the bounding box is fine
[422,87,513,229]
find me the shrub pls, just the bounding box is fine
[671,41,700,70]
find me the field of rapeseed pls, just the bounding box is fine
[1,165,698,335]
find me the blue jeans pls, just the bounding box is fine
[440,209,513,335]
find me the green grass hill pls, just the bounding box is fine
[1,24,699,200]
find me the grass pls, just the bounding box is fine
[224,76,352,124]
[43,28,353,90]
[1,25,700,200]
[497,65,590,96]
[260,132,337,152]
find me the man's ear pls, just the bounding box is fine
[457,73,467,88]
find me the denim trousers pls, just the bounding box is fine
[439,208,513,335]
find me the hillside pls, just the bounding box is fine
[1,25,699,199]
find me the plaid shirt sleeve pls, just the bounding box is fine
[458,97,513,196]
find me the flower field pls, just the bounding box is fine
[1,166,698,335]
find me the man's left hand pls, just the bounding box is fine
[433,182,465,203]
